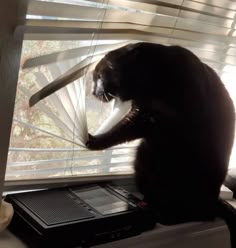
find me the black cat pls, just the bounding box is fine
[86,42,236,247]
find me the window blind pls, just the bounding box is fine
[7,0,236,183]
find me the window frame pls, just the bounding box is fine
[0,0,137,195]
[3,0,236,194]
[0,0,29,197]
[1,1,135,194]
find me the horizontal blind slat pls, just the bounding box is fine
[23,41,129,68]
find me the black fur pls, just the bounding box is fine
[87,42,236,247]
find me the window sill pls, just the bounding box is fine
[0,219,230,248]
[3,173,134,193]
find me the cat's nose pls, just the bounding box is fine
[95,87,104,97]
[94,79,104,96]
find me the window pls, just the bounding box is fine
[3,0,236,189]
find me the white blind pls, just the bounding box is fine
[7,0,236,181]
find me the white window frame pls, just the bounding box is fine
[0,0,28,197]
[2,0,236,194]
[1,1,135,193]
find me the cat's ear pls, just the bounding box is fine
[126,42,141,51]
[106,60,114,70]
[124,43,142,63]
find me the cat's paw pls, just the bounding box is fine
[86,133,102,150]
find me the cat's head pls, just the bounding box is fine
[92,42,177,118]
[92,43,141,102]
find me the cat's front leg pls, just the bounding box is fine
[86,108,147,150]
